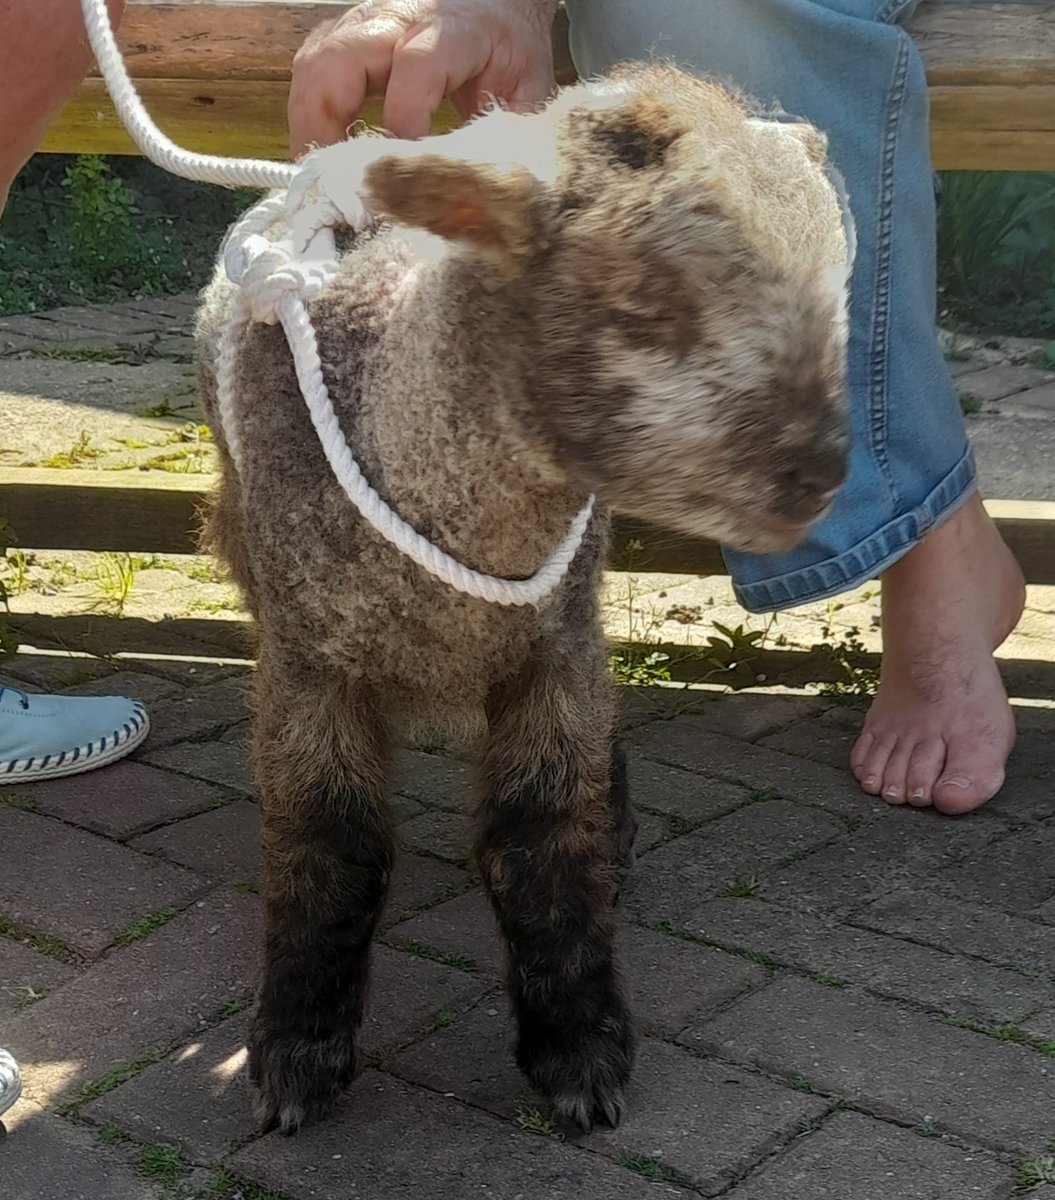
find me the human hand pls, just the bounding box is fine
[288,0,558,157]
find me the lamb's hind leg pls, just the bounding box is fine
[248,653,393,1133]
[477,656,635,1132]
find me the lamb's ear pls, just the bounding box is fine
[582,95,691,170]
[363,154,545,271]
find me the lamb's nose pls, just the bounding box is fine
[776,462,845,521]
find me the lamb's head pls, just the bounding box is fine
[362,63,852,553]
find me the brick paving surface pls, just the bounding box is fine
[3,302,1055,1195]
[1,658,1053,1200]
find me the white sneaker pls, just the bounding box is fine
[0,683,149,784]
[0,1049,20,1118]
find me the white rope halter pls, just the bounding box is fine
[78,0,594,607]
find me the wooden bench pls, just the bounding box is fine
[39,0,1055,170]
[4,0,1053,582]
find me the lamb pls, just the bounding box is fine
[194,61,851,1136]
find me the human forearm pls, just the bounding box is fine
[0,0,126,212]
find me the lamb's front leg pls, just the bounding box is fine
[248,656,393,1134]
[477,656,636,1131]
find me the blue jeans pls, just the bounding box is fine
[565,0,976,612]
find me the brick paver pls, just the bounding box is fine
[392,748,475,812]
[683,896,1050,1023]
[955,362,1053,404]
[6,889,258,1108]
[84,1013,252,1162]
[724,1111,1012,1199]
[853,887,1055,977]
[628,724,887,818]
[0,806,205,956]
[229,1071,683,1200]
[130,799,261,883]
[392,1011,827,1196]
[3,1103,168,1200]
[763,812,1007,917]
[627,758,753,824]
[622,799,845,925]
[140,739,253,795]
[20,760,226,839]
[693,975,1055,1153]
[141,680,250,749]
[0,937,77,1020]
[936,824,1055,914]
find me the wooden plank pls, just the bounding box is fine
[0,468,207,557]
[906,0,1055,86]
[87,1,578,84]
[4,469,1055,585]
[39,78,461,159]
[42,76,1055,169]
[930,85,1055,131]
[37,0,1055,170]
[86,0,1055,89]
[85,1,346,81]
[930,84,1055,169]
[931,130,1055,172]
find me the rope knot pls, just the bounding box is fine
[230,231,338,325]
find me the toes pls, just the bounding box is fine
[850,730,875,775]
[854,732,897,796]
[931,726,1012,815]
[932,768,1005,815]
[904,739,946,806]
[878,741,916,804]
[933,762,1006,815]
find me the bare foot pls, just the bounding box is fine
[850,492,1025,815]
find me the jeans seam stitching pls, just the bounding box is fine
[867,30,911,505]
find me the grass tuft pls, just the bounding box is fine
[813,972,848,989]
[209,1169,299,1200]
[721,875,761,899]
[617,1152,680,1183]
[114,907,181,948]
[1016,1154,1055,1192]
[396,938,476,972]
[940,1013,1055,1059]
[1,792,38,812]
[514,1102,562,1139]
[0,916,79,964]
[137,1142,189,1189]
[96,1121,128,1146]
[71,1044,172,1107]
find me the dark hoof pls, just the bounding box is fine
[517,1001,636,1133]
[248,1023,358,1134]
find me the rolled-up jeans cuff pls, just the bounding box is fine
[729,445,978,613]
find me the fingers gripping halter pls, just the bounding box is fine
[78,0,595,608]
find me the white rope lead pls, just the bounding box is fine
[79,0,294,189]
[79,0,594,607]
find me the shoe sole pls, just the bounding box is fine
[0,705,150,785]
